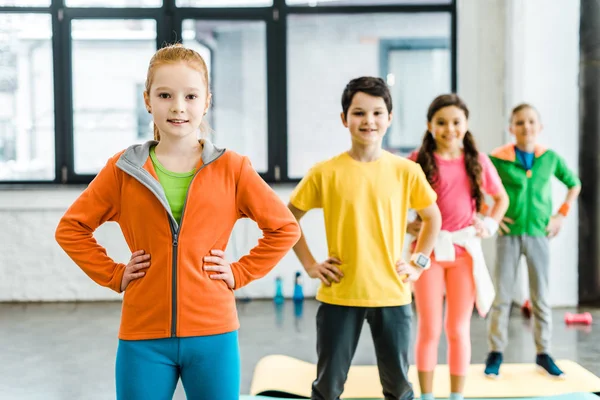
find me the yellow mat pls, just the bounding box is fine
[250,355,600,398]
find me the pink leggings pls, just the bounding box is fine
[413,252,475,376]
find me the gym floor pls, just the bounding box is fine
[1,299,598,400]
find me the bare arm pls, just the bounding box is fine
[397,202,441,282]
[563,185,581,208]
[288,204,316,269]
[487,188,509,223]
[288,203,343,285]
[546,185,581,237]
[481,188,509,236]
[413,202,442,256]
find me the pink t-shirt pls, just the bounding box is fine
[408,150,503,232]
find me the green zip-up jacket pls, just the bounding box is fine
[489,143,580,237]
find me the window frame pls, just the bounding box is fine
[0,0,456,185]
[379,37,452,154]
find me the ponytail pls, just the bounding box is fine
[153,124,160,141]
[415,130,439,187]
[462,130,484,212]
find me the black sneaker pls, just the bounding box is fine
[536,353,565,379]
[484,351,503,378]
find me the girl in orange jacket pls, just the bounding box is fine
[55,43,300,400]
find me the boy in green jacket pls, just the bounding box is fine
[484,103,581,379]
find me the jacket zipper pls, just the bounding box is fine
[525,168,531,234]
[169,151,225,337]
[515,160,532,235]
[170,230,178,337]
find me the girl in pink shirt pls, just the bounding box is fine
[407,94,508,400]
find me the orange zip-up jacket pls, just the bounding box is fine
[55,140,301,340]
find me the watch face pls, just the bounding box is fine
[417,254,428,267]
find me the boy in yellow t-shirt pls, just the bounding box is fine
[288,76,442,400]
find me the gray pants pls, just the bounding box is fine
[487,235,551,354]
[311,302,413,400]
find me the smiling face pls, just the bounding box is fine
[341,91,392,146]
[510,106,542,148]
[427,105,468,152]
[144,62,210,141]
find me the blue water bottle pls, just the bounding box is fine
[293,271,304,302]
[274,276,284,305]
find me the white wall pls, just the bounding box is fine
[457,0,580,307]
[455,0,507,299]
[0,0,581,305]
[503,0,581,307]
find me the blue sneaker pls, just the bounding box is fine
[484,351,502,378]
[536,353,565,379]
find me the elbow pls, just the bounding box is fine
[54,217,67,248]
[419,204,442,231]
[264,219,302,251]
[493,190,510,213]
[501,192,510,213]
[54,216,88,251]
[284,204,303,244]
[424,204,442,223]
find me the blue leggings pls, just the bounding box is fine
[115,331,240,400]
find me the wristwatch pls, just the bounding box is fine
[410,252,431,270]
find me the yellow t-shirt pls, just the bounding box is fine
[290,151,437,307]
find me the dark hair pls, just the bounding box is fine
[510,102,540,123]
[415,94,484,212]
[341,77,392,119]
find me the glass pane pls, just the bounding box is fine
[0,0,50,6]
[177,0,271,6]
[0,14,54,181]
[287,0,450,6]
[183,20,268,173]
[386,46,450,150]
[66,0,161,7]
[287,12,451,179]
[71,19,156,175]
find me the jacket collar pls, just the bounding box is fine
[490,143,547,162]
[119,139,225,168]
[114,138,226,230]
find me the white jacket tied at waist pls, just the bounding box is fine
[434,226,495,318]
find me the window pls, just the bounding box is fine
[71,19,157,175]
[0,1,456,184]
[0,0,49,5]
[286,12,452,178]
[287,0,451,5]
[178,0,272,6]
[65,0,162,7]
[0,13,54,181]
[182,19,268,173]
[381,38,451,153]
